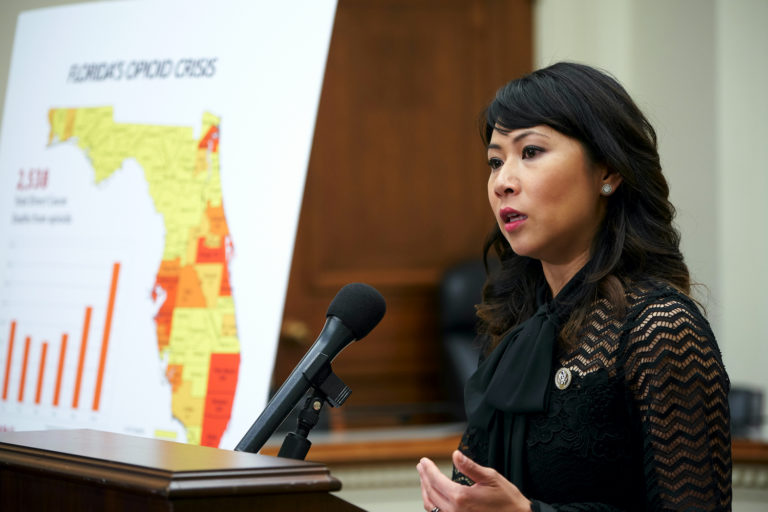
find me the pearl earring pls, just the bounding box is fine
[601,183,613,195]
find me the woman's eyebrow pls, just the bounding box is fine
[487,130,549,150]
[512,129,548,143]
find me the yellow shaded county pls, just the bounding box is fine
[184,362,210,398]
[186,426,202,446]
[165,223,197,265]
[210,296,239,352]
[168,308,217,349]
[202,233,223,250]
[167,307,217,395]
[171,379,204,441]
[154,430,178,440]
[200,156,223,208]
[159,199,208,264]
[194,148,209,175]
[221,313,237,338]
[168,302,238,354]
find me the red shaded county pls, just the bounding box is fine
[207,353,239,393]
[176,264,207,307]
[205,394,234,419]
[197,125,219,152]
[205,202,229,237]
[195,236,226,264]
[165,364,183,392]
[201,416,229,448]
[153,258,180,350]
[200,353,239,447]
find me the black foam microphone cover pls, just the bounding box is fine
[327,283,386,339]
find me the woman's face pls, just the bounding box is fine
[487,124,610,268]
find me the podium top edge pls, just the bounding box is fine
[0,429,340,497]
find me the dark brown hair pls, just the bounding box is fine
[476,62,690,349]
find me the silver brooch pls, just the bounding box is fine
[554,367,572,390]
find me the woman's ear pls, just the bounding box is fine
[599,167,623,196]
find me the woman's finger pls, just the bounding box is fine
[417,458,443,511]
[417,461,432,510]
[452,450,497,485]
[418,457,455,510]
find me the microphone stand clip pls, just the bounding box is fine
[276,353,350,460]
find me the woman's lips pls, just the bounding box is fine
[499,207,528,232]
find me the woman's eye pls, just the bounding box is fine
[488,157,503,171]
[522,145,543,159]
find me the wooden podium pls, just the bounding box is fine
[0,429,364,511]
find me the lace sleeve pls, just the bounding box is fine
[531,502,625,512]
[622,292,732,509]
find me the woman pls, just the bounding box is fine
[417,62,732,511]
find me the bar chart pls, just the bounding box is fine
[0,254,121,417]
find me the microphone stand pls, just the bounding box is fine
[276,355,351,460]
[277,390,326,460]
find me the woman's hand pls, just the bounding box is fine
[417,450,531,512]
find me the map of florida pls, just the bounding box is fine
[48,107,239,447]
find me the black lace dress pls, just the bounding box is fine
[454,282,732,511]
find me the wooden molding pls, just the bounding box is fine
[0,429,340,497]
[265,430,768,467]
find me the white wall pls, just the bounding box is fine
[536,0,768,436]
[535,0,719,313]
[717,0,768,415]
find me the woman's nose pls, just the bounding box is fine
[493,161,518,197]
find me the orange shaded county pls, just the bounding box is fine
[153,258,180,350]
[206,202,229,237]
[176,264,207,307]
[165,364,184,393]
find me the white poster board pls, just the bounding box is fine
[0,0,336,449]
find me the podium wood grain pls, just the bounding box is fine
[0,429,364,511]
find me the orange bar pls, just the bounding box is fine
[35,342,48,404]
[2,321,16,400]
[54,333,68,406]
[18,336,31,402]
[72,307,92,409]
[93,262,120,411]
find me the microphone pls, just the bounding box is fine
[234,283,386,453]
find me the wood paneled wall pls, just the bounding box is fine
[274,0,532,429]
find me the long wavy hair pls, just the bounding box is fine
[476,62,690,350]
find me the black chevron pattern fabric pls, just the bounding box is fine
[454,281,732,510]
